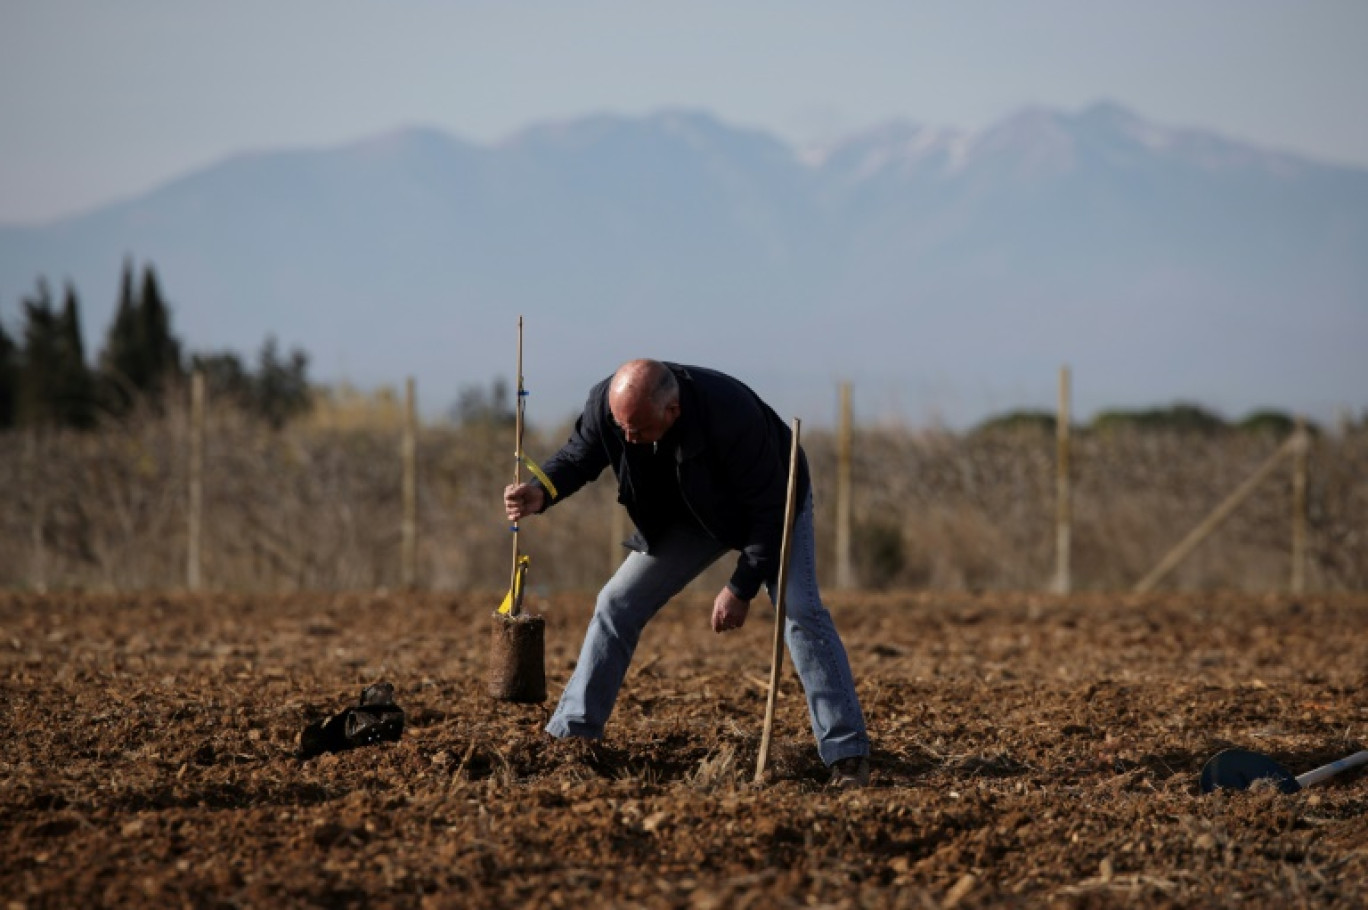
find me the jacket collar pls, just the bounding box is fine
[666,363,707,462]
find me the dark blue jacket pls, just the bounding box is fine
[535,363,809,601]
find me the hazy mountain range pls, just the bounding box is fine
[2,101,1365,428]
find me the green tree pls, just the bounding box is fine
[252,336,312,429]
[972,409,1057,436]
[100,258,139,405]
[1092,402,1227,434]
[187,339,314,428]
[1235,409,1307,436]
[0,317,17,430]
[56,283,96,428]
[451,377,516,427]
[16,281,57,425]
[17,278,95,429]
[189,350,253,412]
[138,265,182,392]
[98,258,184,414]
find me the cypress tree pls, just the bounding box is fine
[98,258,184,414]
[100,257,141,414]
[138,264,182,393]
[17,279,61,427]
[56,282,96,428]
[0,318,16,430]
[17,279,97,429]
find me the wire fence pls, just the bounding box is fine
[2,391,1363,594]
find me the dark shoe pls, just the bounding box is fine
[828,756,870,789]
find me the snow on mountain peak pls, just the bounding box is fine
[805,121,973,178]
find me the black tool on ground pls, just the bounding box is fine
[299,682,405,759]
[1199,747,1368,794]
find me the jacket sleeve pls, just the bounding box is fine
[533,382,611,511]
[718,399,793,601]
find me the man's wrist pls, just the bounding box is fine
[725,582,753,603]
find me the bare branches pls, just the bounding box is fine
[0,420,1364,592]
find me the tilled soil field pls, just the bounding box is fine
[2,589,1366,908]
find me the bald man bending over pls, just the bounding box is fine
[504,360,870,788]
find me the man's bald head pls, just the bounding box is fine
[608,359,680,445]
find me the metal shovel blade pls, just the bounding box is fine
[1199,748,1300,794]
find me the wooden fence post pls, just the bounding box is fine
[1291,417,1309,595]
[27,429,46,592]
[187,370,205,591]
[835,381,854,590]
[401,377,418,590]
[1134,433,1300,593]
[1053,366,1072,595]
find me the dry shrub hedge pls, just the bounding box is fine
[1,416,1364,593]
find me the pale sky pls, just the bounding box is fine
[2,1,1367,224]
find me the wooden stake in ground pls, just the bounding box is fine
[401,376,417,591]
[1052,365,1072,595]
[487,315,546,703]
[834,382,853,590]
[1291,417,1309,595]
[187,369,205,591]
[754,417,803,784]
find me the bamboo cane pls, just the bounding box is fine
[509,316,525,616]
[755,417,802,784]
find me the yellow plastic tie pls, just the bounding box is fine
[517,454,559,500]
[497,554,531,615]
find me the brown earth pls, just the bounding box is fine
[2,589,1366,908]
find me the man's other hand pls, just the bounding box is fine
[711,587,750,633]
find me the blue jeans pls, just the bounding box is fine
[546,493,869,766]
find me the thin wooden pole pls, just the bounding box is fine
[510,317,525,616]
[401,376,418,590]
[1053,366,1072,595]
[835,382,854,590]
[1291,417,1308,595]
[755,417,802,784]
[187,370,205,591]
[1134,434,1299,593]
